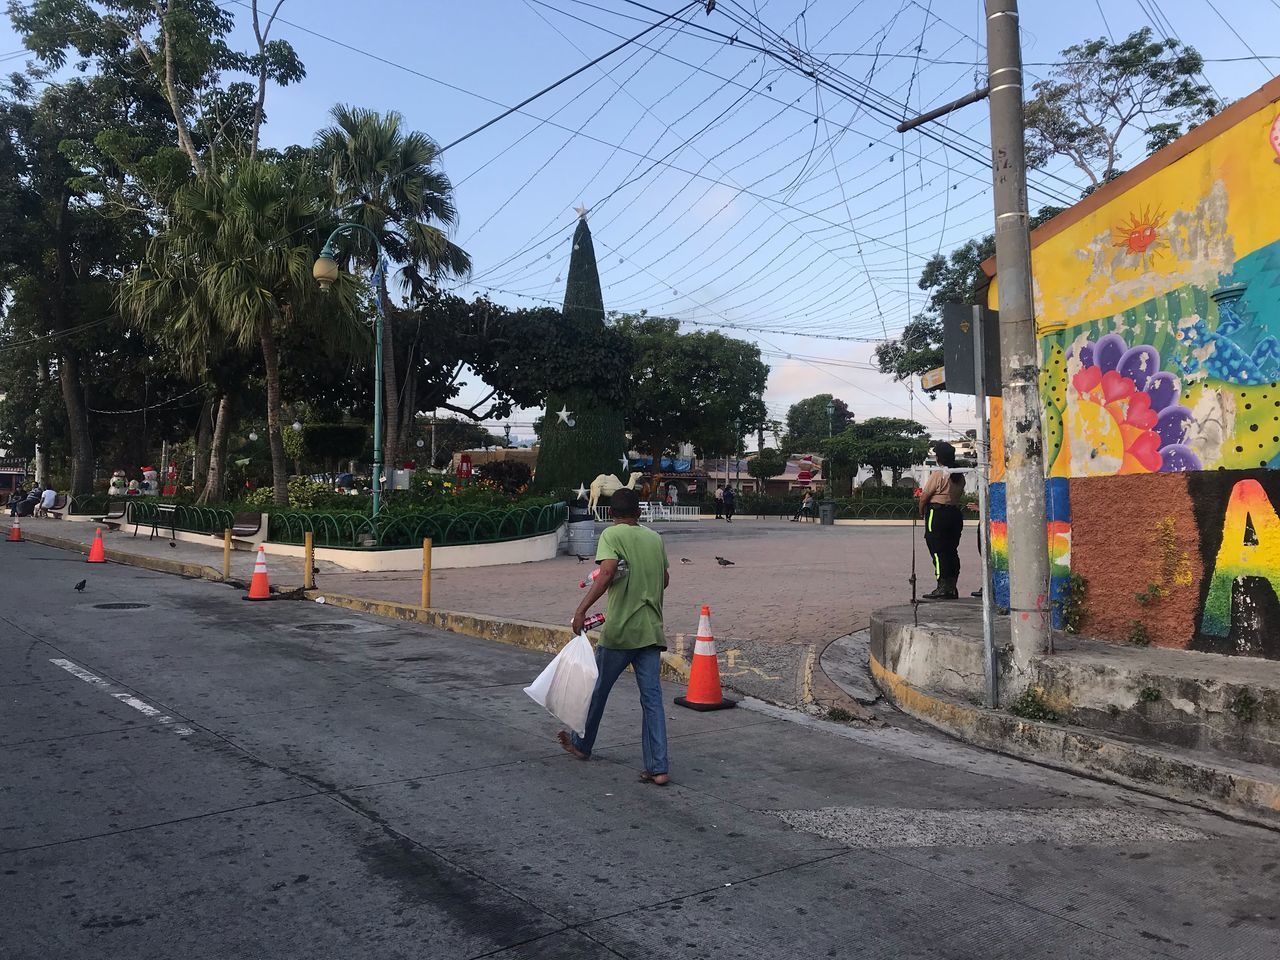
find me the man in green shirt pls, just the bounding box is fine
[559,487,671,784]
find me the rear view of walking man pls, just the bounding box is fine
[560,487,671,785]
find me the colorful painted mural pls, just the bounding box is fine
[989,478,1071,629]
[987,78,1280,657]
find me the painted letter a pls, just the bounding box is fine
[1199,479,1280,637]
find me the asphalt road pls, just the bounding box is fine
[2,541,1278,959]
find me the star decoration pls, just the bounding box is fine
[573,483,589,501]
[574,203,590,220]
[556,406,572,424]
[619,456,630,473]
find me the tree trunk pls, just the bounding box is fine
[198,393,231,504]
[380,309,401,470]
[258,322,290,506]
[193,398,213,492]
[50,191,94,495]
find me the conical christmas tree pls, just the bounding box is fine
[533,215,627,494]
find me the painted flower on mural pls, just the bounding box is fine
[1063,333,1201,475]
[1112,206,1168,265]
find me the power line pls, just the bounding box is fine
[436,2,701,155]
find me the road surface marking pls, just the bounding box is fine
[50,658,194,736]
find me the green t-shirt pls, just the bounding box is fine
[594,522,668,650]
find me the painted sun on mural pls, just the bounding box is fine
[1112,205,1168,264]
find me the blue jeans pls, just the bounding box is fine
[571,644,669,775]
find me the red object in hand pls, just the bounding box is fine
[913,488,923,498]
[579,568,602,589]
[582,613,605,631]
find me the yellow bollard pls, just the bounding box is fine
[421,538,432,609]
[304,531,315,590]
[222,528,232,580]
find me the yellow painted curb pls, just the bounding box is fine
[870,649,1280,824]
[307,591,692,683]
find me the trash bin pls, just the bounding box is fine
[566,506,598,556]
[818,500,837,525]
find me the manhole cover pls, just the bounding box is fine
[92,602,151,610]
[294,622,355,633]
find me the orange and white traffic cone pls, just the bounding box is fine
[6,518,21,542]
[86,528,106,563]
[244,545,273,600]
[675,604,735,712]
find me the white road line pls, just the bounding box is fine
[49,658,194,736]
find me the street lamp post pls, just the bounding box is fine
[825,399,835,438]
[314,223,386,517]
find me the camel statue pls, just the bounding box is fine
[588,472,643,518]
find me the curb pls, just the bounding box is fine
[306,591,693,684]
[869,651,1280,828]
[6,525,226,582]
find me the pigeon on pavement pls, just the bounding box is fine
[715,556,734,567]
[74,579,87,592]
[680,558,692,564]
[576,555,591,563]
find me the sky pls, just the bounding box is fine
[3,0,1277,446]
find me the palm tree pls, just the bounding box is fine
[315,105,471,467]
[123,157,361,505]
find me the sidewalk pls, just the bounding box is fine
[868,600,1280,824]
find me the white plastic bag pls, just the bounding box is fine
[524,633,599,736]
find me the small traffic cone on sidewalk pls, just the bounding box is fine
[86,528,106,563]
[6,518,21,542]
[244,545,273,601]
[675,604,735,712]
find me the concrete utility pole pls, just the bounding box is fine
[985,0,1051,673]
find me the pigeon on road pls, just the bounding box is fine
[715,556,734,567]
[680,558,692,564]
[576,555,591,563]
[74,579,87,592]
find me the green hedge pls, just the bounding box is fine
[266,501,568,550]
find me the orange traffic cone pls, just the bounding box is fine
[86,528,106,563]
[6,518,21,542]
[675,604,735,712]
[244,545,273,600]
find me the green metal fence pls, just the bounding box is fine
[267,501,568,550]
[125,499,236,534]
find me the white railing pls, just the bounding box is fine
[594,504,701,522]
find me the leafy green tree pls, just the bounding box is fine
[1025,27,1218,189]
[747,448,787,484]
[874,208,1061,383]
[610,314,768,462]
[783,394,851,455]
[824,417,929,487]
[124,159,362,504]
[314,105,471,467]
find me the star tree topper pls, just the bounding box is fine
[573,482,589,501]
[574,203,590,220]
[556,405,572,424]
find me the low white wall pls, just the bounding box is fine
[265,524,565,571]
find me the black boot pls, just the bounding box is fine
[922,580,946,600]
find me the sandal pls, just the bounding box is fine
[557,730,589,760]
[639,771,670,786]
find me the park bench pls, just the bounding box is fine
[37,493,69,519]
[92,500,129,530]
[228,512,267,548]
